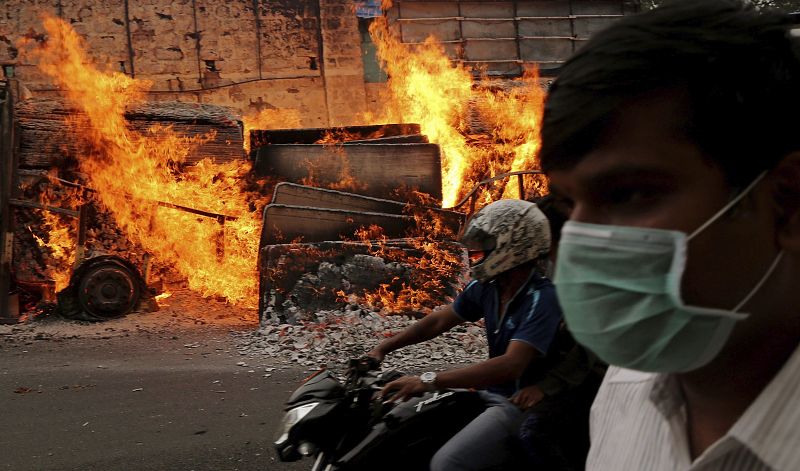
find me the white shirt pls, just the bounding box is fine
[587,346,800,471]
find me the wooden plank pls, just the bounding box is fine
[346,134,428,144]
[254,143,443,201]
[250,123,421,147]
[271,183,465,237]
[259,204,414,247]
[8,198,80,218]
[15,98,245,169]
[271,183,465,228]
[272,182,412,213]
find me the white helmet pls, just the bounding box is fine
[460,199,551,283]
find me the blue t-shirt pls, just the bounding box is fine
[452,272,563,397]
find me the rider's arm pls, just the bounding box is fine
[536,343,604,396]
[368,305,464,361]
[434,340,539,390]
[436,283,561,391]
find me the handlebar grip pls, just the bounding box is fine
[348,356,381,374]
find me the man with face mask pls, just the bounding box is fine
[366,199,564,471]
[540,1,800,469]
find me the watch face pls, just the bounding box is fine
[420,372,436,383]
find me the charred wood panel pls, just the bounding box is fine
[15,98,244,169]
[250,123,421,147]
[260,203,414,247]
[270,182,465,229]
[254,143,443,200]
[272,182,413,213]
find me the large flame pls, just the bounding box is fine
[242,108,302,154]
[367,10,547,207]
[24,16,263,305]
[21,12,548,314]
[342,193,464,314]
[30,209,75,291]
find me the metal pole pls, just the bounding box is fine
[216,216,226,261]
[0,80,18,322]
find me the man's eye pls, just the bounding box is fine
[607,187,660,207]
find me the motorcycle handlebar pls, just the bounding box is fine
[348,356,381,375]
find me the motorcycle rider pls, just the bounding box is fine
[513,194,607,470]
[367,199,563,471]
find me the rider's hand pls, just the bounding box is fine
[379,375,428,403]
[510,385,545,410]
[365,348,385,364]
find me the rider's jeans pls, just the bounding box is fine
[430,391,525,471]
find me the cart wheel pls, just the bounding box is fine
[77,261,141,320]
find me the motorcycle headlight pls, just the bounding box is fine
[274,402,320,445]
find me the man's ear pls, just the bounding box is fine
[773,152,800,251]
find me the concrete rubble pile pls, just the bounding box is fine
[235,305,488,374]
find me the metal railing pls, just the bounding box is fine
[446,169,544,215]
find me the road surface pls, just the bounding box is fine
[1,318,311,471]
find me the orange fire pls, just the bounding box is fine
[25,176,83,291]
[344,196,464,314]
[242,108,302,154]
[31,208,76,291]
[23,16,263,305]
[21,12,547,315]
[367,9,548,208]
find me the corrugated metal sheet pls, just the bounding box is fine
[387,0,638,76]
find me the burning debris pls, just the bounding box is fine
[11,17,266,313]
[260,239,467,325]
[365,14,549,207]
[15,98,245,170]
[256,180,467,325]
[3,9,554,325]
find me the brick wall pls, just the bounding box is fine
[0,0,371,127]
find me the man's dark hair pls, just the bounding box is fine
[533,194,569,243]
[539,0,800,187]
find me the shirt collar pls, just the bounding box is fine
[728,343,800,470]
[642,344,800,469]
[649,373,684,418]
[488,266,541,305]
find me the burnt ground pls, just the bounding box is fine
[0,291,310,471]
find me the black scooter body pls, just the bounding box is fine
[275,364,488,470]
[277,370,348,461]
[337,390,486,470]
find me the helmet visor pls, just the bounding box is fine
[468,249,491,266]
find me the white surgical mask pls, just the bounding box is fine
[554,172,783,372]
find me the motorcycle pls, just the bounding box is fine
[274,357,488,471]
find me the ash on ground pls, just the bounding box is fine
[235,305,488,376]
[1,289,488,376]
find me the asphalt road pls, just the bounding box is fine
[0,327,312,471]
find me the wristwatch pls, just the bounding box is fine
[420,371,438,391]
